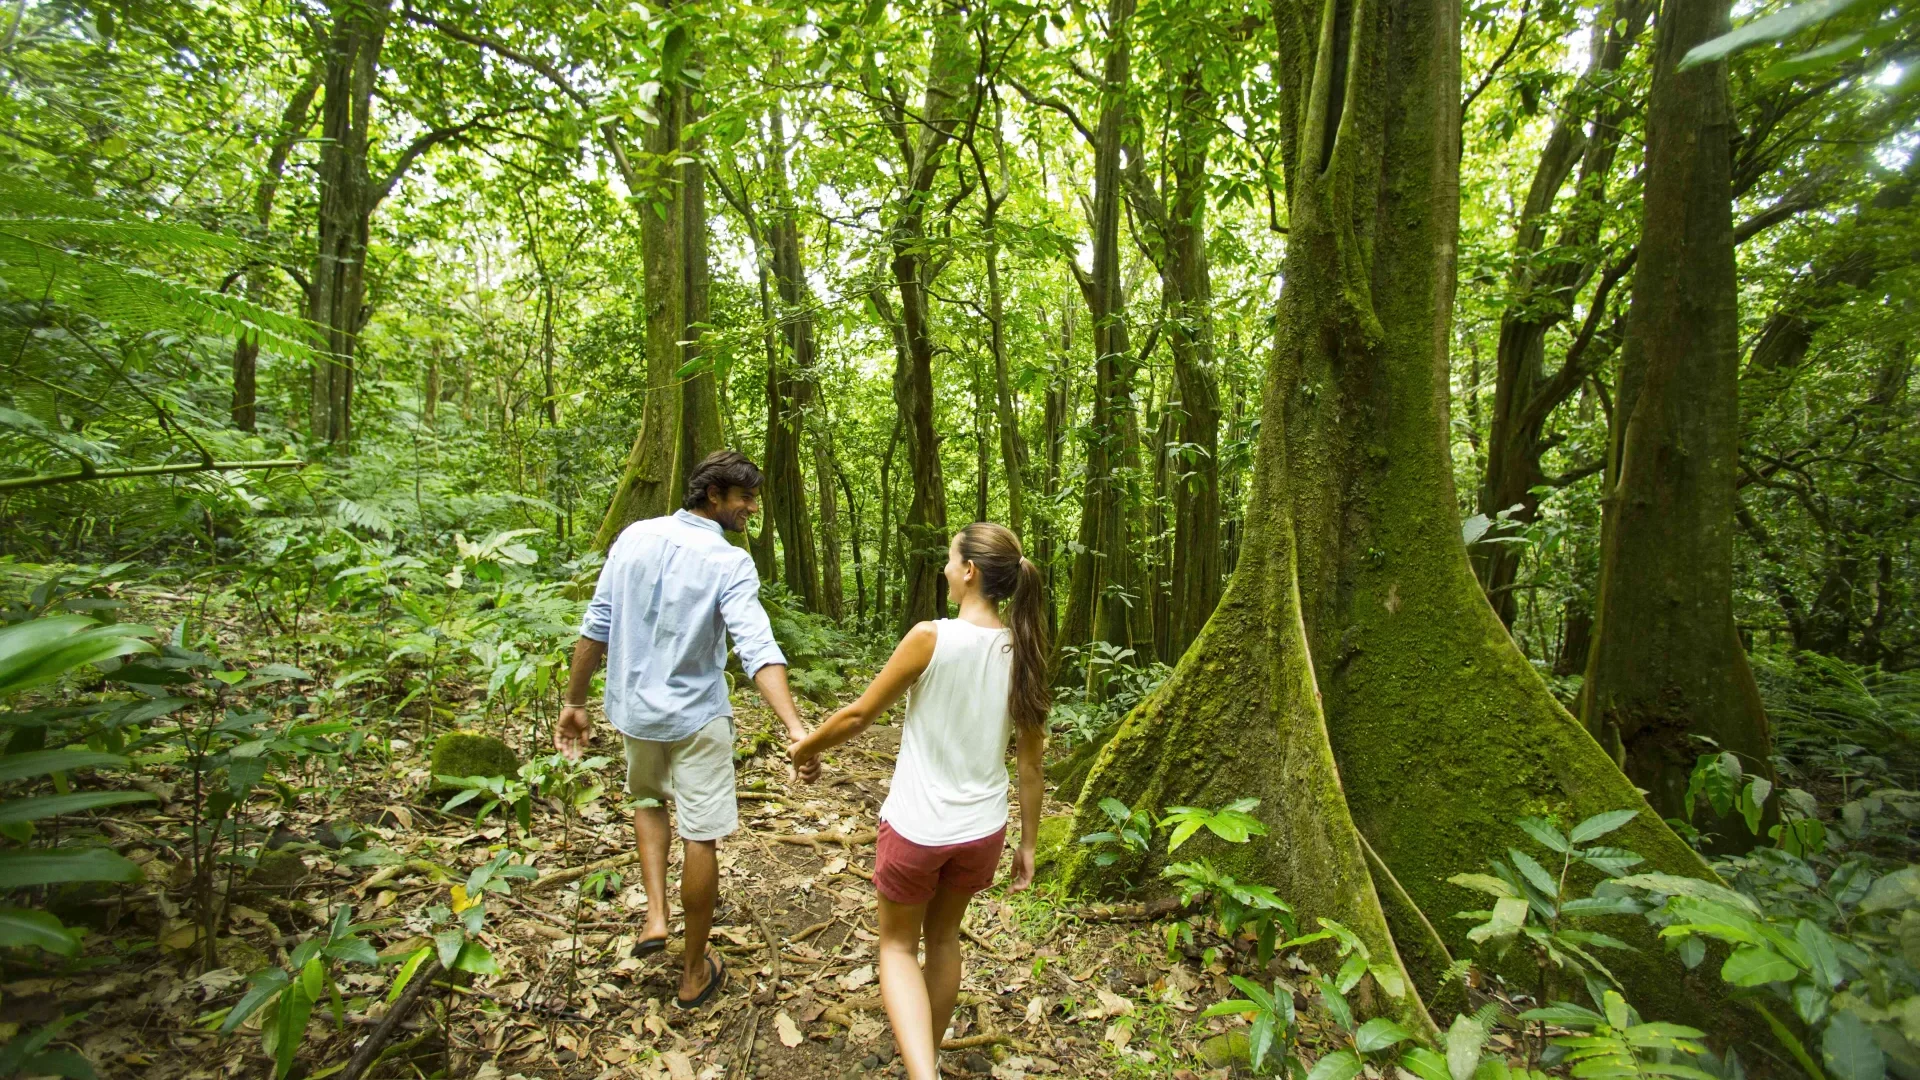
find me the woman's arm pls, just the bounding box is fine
[789,622,937,774]
[1009,722,1047,890]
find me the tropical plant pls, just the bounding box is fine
[1519,991,1719,1080]
[1450,811,1646,1007]
[209,905,381,1080]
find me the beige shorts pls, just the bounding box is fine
[622,716,737,841]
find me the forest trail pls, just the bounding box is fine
[25,681,1281,1080]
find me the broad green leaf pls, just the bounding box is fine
[1570,810,1638,844]
[0,790,155,824]
[1446,1013,1489,1080]
[1336,950,1369,994]
[1860,867,1920,913]
[1821,1011,1886,1080]
[0,846,143,888]
[1679,0,1869,69]
[1166,819,1202,852]
[1614,873,1762,914]
[1250,1011,1277,1071]
[1469,897,1530,945]
[1449,873,1520,899]
[1509,849,1559,898]
[1369,961,1408,999]
[1355,1017,1413,1053]
[221,967,290,1034]
[453,942,500,975]
[434,928,465,970]
[1307,1048,1364,1080]
[387,947,432,1003]
[0,616,153,697]
[0,905,80,955]
[322,939,379,966]
[1403,1046,1451,1080]
[1721,946,1799,987]
[1517,817,1571,854]
[0,750,129,784]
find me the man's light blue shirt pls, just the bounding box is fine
[580,509,786,742]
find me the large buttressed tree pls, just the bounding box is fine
[1577,0,1773,842]
[1063,0,1727,1027]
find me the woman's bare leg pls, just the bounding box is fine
[877,895,937,1080]
[922,887,972,1051]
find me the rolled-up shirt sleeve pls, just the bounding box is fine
[579,557,615,643]
[719,556,786,678]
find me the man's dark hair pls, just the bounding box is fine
[683,450,764,510]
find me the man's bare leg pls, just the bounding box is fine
[678,838,719,1000]
[634,806,672,947]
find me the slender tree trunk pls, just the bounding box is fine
[593,28,720,547]
[1063,0,1153,660]
[234,65,319,430]
[877,417,902,633]
[308,0,391,447]
[884,18,972,632]
[1070,0,1731,1030]
[752,259,779,580]
[986,231,1027,537]
[1577,0,1774,848]
[763,103,823,609]
[1471,3,1648,622]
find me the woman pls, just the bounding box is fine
[789,523,1050,1080]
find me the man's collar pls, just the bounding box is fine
[674,508,724,534]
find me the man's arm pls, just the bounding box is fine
[556,636,607,759]
[716,559,811,746]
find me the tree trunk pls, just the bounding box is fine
[1126,62,1225,661]
[233,63,319,432]
[815,438,845,622]
[884,19,972,632]
[766,197,822,608]
[1577,0,1774,848]
[593,31,720,548]
[1063,0,1153,661]
[308,0,391,447]
[1471,2,1648,622]
[987,231,1027,538]
[1069,0,1730,1029]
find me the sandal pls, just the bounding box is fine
[674,951,726,1010]
[631,935,668,958]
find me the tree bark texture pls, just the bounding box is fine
[1577,0,1775,845]
[885,17,972,632]
[593,31,720,548]
[1063,0,1154,660]
[763,104,824,610]
[1470,0,1647,623]
[233,61,320,432]
[1068,0,1732,1030]
[1126,62,1224,662]
[308,0,391,447]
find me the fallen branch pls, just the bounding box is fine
[0,458,307,492]
[355,858,455,896]
[772,829,876,851]
[338,956,443,1080]
[961,923,1010,961]
[530,850,639,892]
[789,918,836,945]
[943,1032,1011,1051]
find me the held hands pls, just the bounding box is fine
[555,706,593,760]
[787,738,822,784]
[1010,844,1036,892]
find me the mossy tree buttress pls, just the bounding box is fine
[1067,0,1735,1029]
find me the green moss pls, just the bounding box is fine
[251,847,306,888]
[1033,814,1075,873]
[428,730,520,795]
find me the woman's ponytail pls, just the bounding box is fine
[955,523,1053,734]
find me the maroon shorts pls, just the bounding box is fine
[873,820,1006,905]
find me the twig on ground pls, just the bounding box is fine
[790,918,836,944]
[771,828,877,850]
[531,850,640,892]
[338,956,443,1080]
[1072,894,1202,923]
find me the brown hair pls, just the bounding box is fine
[956,522,1052,733]
[683,450,764,510]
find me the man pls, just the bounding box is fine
[556,449,815,1008]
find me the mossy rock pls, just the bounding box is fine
[217,935,270,973]
[428,730,520,796]
[250,848,307,888]
[1197,1030,1250,1071]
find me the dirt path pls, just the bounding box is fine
[24,692,1254,1080]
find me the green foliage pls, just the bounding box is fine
[208,905,381,1080]
[1079,797,1153,868]
[1520,991,1719,1080]
[0,1011,96,1080]
[1450,811,1646,1006]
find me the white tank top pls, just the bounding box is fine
[879,619,1015,846]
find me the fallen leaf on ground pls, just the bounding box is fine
[837,964,875,991]
[775,1009,804,1048]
